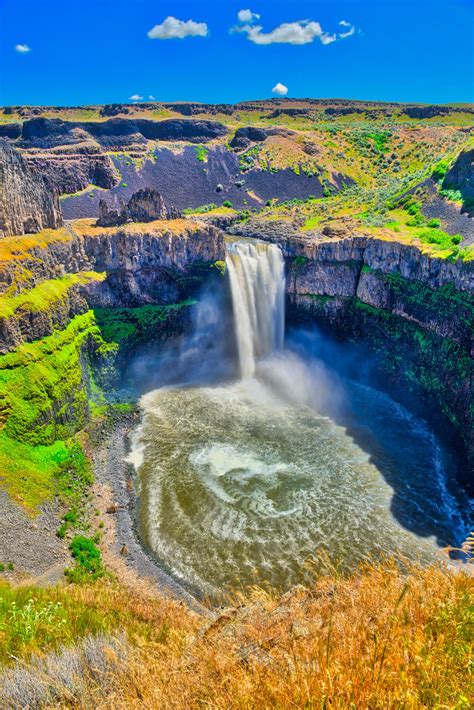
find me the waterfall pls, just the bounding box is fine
[226,241,285,379]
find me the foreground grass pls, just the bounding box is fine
[0,560,472,708]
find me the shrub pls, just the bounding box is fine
[194,146,208,162]
[183,203,217,215]
[64,510,78,524]
[432,159,450,182]
[418,228,463,252]
[56,523,67,539]
[440,188,463,202]
[406,214,425,227]
[406,201,421,216]
[222,200,233,208]
[427,218,441,228]
[65,536,104,583]
[212,261,226,277]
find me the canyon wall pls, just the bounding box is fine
[0,219,225,455]
[278,234,473,488]
[227,218,473,487]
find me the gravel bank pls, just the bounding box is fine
[89,410,206,612]
[0,492,68,584]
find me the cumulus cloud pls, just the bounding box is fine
[237,9,260,23]
[235,15,357,46]
[239,20,324,45]
[272,82,288,96]
[15,44,31,53]
[129,94,143,101]
[149,95,156,100]
[148,16,208,40]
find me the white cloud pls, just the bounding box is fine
[272,82,288,96]
[148,16,208,40]
[321,33,337,45]
[129,94,143,101]
[149,95,156,100]
[237,9,260,23]
[15,44,31,53]
[239,20,324,45]
[338,21,355,39]
[236,16,358,46]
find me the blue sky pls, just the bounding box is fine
[0,0,473,106]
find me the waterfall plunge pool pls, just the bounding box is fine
[126,240,471,600]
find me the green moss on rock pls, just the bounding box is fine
[1,272,104,319]
[93,300,196,348]
[0,312,113,446]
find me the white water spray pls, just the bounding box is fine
[226,241,285,378]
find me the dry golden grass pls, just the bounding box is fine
[0,227,72,266]
[71,217,204,238]
[99,561,472,709]
[2,560,471,708]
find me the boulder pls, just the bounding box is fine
[230,126,268,151]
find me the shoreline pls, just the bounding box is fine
[89,408,208,613]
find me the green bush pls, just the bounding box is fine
[432,160,450,182]
[406,201,421,216]
[56,523,67,539]
[222,200,233,208]
[65,536,104,583]
[407,214,425,227]
[194,146,208,162]
[427,218,441,228]
[418,228,462,251]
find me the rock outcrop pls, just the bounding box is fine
[25,145,119,195]
[443,148,474,200]
[97,189,181,227]
[0,218,225,457]
[0,139,63,237]
[230,126,268,151]
[17,117,227,149]
[229,126,297,151]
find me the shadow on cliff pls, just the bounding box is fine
[285,327,471,552]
